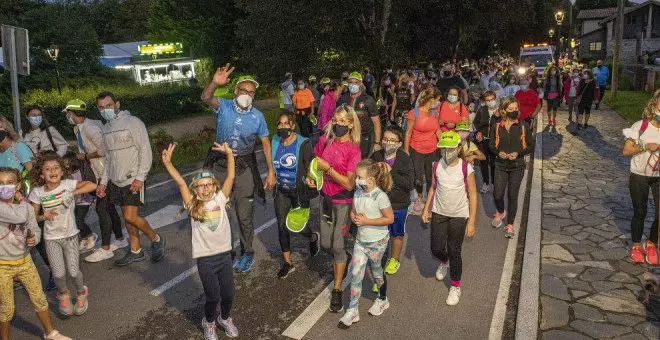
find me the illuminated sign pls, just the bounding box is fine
[138,43,183,55]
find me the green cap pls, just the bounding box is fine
[286,207,311,233]
[308,157,324,190]
[348,71,363,82]
[320,77,331,85]
[455,121,471,131]
[309,75,317,82]
[235,75,260,89]
[62,99,87,113]
[437,131,461,149]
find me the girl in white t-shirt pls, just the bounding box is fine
[28,152,97,317]
[339,159,394,329]
[161,142,238,339]
[622,90,660,265]
[422,131,478,306]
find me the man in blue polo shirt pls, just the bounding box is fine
[592,60,609,110]
[201,64,277,273]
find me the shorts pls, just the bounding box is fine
[107,181,143,207]
[388,209,408,237]
[546,98,560,110]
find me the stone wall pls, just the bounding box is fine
[606,38,660,64]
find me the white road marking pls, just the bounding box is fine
[146,169,200,190]
[145,205,188,230]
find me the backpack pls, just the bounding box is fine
[495,120,528,150]
[402,105,438,132]
[432,158,469,198]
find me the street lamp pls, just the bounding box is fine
[555,10,565,62]
[549,28,556,38]
[46,44,62,95]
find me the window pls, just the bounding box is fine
[590,42,602,51]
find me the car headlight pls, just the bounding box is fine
[517,67,528,75]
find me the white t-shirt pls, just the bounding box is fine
[353,187,391,243]
[431,160,474,218]
[29,179,79,240]
[190,192,232,258]
[623,120,660,177]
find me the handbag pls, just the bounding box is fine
[78,158,97,184]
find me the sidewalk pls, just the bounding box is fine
[538,105,659,339]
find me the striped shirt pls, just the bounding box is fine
[29,179,79,240]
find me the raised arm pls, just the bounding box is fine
[161,143,193,205]
[201,64,235,110]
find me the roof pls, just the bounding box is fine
[600,0,660,24]
[578,27,605,39]
[102,41,148,58]
[577,7,619,20]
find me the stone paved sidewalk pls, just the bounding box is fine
[539,105,660,340]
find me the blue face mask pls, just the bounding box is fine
[348,84,360,94]
[520,85,529,91]
[656,113,660,121]
[28,116,43,127]
[101,108,117,122]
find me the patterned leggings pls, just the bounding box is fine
[45,235,85,294]
[349,236,389,310]
[0,257,49,322]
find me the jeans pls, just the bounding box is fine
[96,195,124,247]
[430,213,467,281]
[274,187,315,252]
[197,252,235,322]
[349,236,389,309]
[477,140,495,186]
[411,148,438,196]
[493,166,525,225]
[629,173,659,243]
[75,205,93,239]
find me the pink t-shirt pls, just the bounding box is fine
[408,108,439,154]
[314,135,361,204]
[438,101,469,132]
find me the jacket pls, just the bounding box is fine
[100,111,153,187]
[543,74,563,99]
[0,200,41,263]
[473,106,502,138]
[563,77,580,100]
[23,126,68,157]
[489,119,535,170]
[371,148,414,210]
[577,80,599,103]
[271,134,318,205]
[74,118,105,179]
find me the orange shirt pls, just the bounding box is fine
[437,101,469,132]
[408,108,439,154]
[292,88,315,110]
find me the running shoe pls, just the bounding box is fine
[631,245,644,263]
[239,253,255,273]
[569,116,574,123]
[57,291,73,316]
[372,283,379,294]
[202,317,218,340]
[217,316,239,338]
[446,286,461,306]
[491,211,506,228]
[110,238,128,251]
[505,224,515,238]
[338,308,360,329]
[643,241,658,265]
[277,262,295,279]
[435,262,449,281]
[151,234,166,262]
[411,197,424,215]
[44,330,72,340]
[368,298,390,316]
[384,258,400,275]
[84,248,114,263]
[576,124,584,131]
[114,249,146,267]
[330,289,344,313]
[232,254,243,270]
[45,273,57,291]
[310,232,320,257]
[73,286,89,316]
[79,233,97,252]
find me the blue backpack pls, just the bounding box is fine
[402,105,438,132]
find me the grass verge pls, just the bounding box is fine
[602,90,651,121]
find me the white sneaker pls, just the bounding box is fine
[85,248,115,263]
[435,262,449,281]
[44,330,72,340]
[201,317,218,340]
[79,233,98,252]
[368,298,390,316]
[338,308,360,328]
[446,286,461,306]
[110,238,129,251]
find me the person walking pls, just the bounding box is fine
[292,80,316,138]
[576,70,599,130]
[282,73,295,113]
[592,60,609,110]
[473,91,501,194]
[23,105,68,157]
[543,66,563,127]
[563,70,581,123]
[337,72,381,158]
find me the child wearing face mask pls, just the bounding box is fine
[456,122,485,165]
[421,131,478,306]
[339,159,394,328]
[563,70,581,123]
[161,142,239,339]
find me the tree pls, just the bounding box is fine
[89,0,152,43]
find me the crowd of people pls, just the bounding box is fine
[0,52,656,340]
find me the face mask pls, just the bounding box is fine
[355,178,369,191]
[332,124,349,137]
[384,142,401,156]
[236,94,253,109]
[598,65,603,68]
[441,149,458,164]
[0,184,16,200]
[583,74,589,80]
[101,108,117,121]
[447,95,458,103]
[28,116,43,127]
[551,71,556,75]
[573,73,579,77]
[509,79,515,85]
[486,100,497,108]
[298,84,305,90]
[277,128,292,139]
[348,84,360,94]
[507,110,520,119]
[520,85,529,91]
[67,115,77,125]
[444,71,452,77]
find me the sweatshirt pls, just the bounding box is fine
[100,111,153,187]
[74,118,105,179]
[473,106,502,138]
[0,200,41,263]
[23,126,68,157]
[371,148,414,210]
[489,120,535,170]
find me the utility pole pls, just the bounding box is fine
[612,0,625,99]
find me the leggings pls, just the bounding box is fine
[629,173,659,243]
[430,213,467,282]
[477,140,495,186]
[411,148,438,196]
[33,221,50,267]
[578,101,593,116]
[296,108,313,137]
[75,205,93,239]
[274,187,314,252]
[349,236,389,309]
[197,252,235,322]
[45,235,85,294]
[566,97,577,117]
[320,200,350,264]
[96,195,124,247]
[493,166,525,225]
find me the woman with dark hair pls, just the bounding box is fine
[576,69,599,130]
[23,105,68,157]
[543,66,563,127]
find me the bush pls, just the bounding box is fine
[149,126,216,174]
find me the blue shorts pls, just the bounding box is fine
[388,209,408,237]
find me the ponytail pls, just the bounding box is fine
[356,159,392,192]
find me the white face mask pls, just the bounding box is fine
[236,94,253,109]
[298,84,305,90]
[355,178,369,191]
[441,148,459,164]
[447,95,458,103]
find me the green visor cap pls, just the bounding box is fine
[437,131,461,148]
[62,99,87,113]
[308,157,325,190]
[286,207,310,232]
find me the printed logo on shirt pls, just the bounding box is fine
[40,191,65,210]
[201,207,222,232]
[279,153,296,169]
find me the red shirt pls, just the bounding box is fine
[437,102,469,132]
[515,89,540,120]
[408,109,440,154]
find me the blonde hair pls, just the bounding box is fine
[186,176,221,222]
[498,96,520,120]
[324,105,361,145]
[356,159,392,192]
[0,116,20,141]
[643,89,660,121]
[417,87,441,108]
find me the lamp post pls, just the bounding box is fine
[555,10,565,63]
[46,44,62,95]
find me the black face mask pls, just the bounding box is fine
[508,111,520,119]
[0,130,6,143]
[333,124,350,137]
[277,128,292,139]
[444,71,452,77]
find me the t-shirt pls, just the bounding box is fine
[568,78,579,97]
[273,139,298,189]
[503,85,521,98]
[29,179,79,240]
[408,109,439,154]
[190,192,232,258]
[313,135,361,204]
[438,102,469,132]
[622,120,660,177]
[214,98,269,156]
[292,88,315,110]
[431,160,474,218]
[462,141,479,164]
[353,187,391,242]
[0,142,33,172]
[337,92,378,135]
[515,89,541,120]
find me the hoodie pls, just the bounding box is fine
[0,200,41,263]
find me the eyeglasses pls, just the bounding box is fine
[237,88,256,96]
[381,138,400,144]
[195,183,215,190]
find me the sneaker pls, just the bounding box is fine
[309,232,320,257]
[505,224,515,238]
[201,317,218,340]
[109,238,128,251]
[114,249,146,267]
[576,124,584,130]
[45,273,57,291]
[84,248,114,263]
[491,211,506,228]
[338,308,360,328]
[277,262,295,279]
[330,289,343,313]
[79,233,98,252]
[232,254,243,270]
[57,291,73,316]
[217,316,239,338]
[73,286,89,316]
[411,197,424,215]
[151,234,166,262]
[569,116,574,123]
[631,245,644,263]
[44,330,72,340]
[435,262,449,281]
[239,253,255,273]
[446,286,461,306]
[643,241,658,265]
[385,258,400,275]
[368,297,390,316]
[372,283,379,294]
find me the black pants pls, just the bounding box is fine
[411,148,437,195]
[213,164,255,254]
[96,195,124,247]
[595,86,606,109]
[296,108,313,137]
[360,133,373,159]
[477,140,495,185]
[274,187,314,253]
[578,101,593,116]
[493,166,525,225]
[75,205,93,239]
[629,173,659,243]
[430,213,467,281]
[197,252,235,322]
[33,220,49,266]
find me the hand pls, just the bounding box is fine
[353,213,369,226]
[76,153,86,161]
[421,209,430,224]
[211,142,233,155]
[43,209,58,221]
[26,232,36,247]
[498,151,508,159]
[212,63,236,86]
[161,143,176,165]
[476,132,483,142]
[316,158,330,172]
[305,177,317,189]
[508,152,519,160]
[129,180,144,193]
[264,171,276,190]
[96,184,106,198]
[468,103,475,112]
[646,143,660,152]
[465,221,476,238]
[372,143,382,152]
